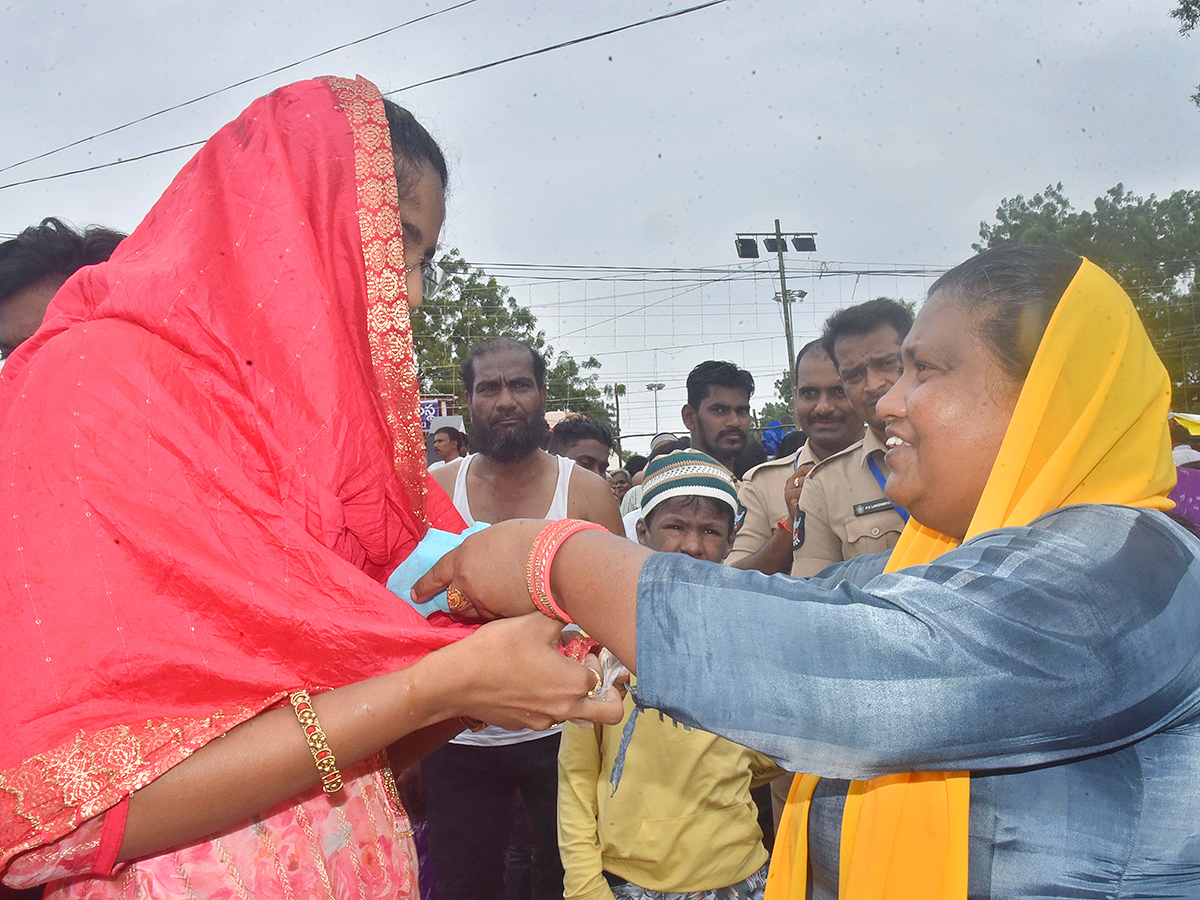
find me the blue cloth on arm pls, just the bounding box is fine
[386,522,489,616]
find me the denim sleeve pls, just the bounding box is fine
[635,506,1200,779]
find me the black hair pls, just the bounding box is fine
[624,454,648,476]
[1171,419,1192,447]
[685,360,755,410]
[821,298,914,365]
[433,425,468,454]
[547,416,614,454]
[0,217,126,303]
[775,429,807,459]
[643,494,735,536]
[792,338,828,384]
[732,438,768,479]
[646,438,691,465]
[460,338,547,396]
[928,245,1082,381]
[382,99,449,200]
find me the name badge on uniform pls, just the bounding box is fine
[792,510,805,551]
[854,498,894,517]
[734,503,747,534]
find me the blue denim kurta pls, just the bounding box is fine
[634,505,1200,899]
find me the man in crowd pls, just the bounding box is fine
[729,340,864,573]
[608,468,632,503]
[547,415,616,478]
[0,217,125,358]
[620,439,677,516]
[1171,418,1200,465]
[623,453,647,481]
[425,337,621,900]
[680,360,754,475]
[428,425,468,470]
[791,298,913,578]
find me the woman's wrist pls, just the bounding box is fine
[546,529,607,620]
[397,644,481,724]
[546,529,649,670]
[527,520,608,623]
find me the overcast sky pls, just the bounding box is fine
[3,0,1197,447]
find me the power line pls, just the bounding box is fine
[0,142,207,190]
[0,0,483,176]
[0,0,728,192]
[385,0,728,94]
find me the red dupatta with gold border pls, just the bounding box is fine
[0,76,470,868]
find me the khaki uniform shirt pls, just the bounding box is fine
[790,428,905,577]
[727,443,819,565]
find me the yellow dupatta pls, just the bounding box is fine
[766,258,1177,900]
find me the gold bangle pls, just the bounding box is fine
[289,689,344,794]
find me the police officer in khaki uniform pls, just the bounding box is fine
[729,340,863,573]
[791,298,914,578]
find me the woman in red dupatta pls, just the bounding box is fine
[0,76,614,897]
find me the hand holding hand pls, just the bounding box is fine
[429,614,624,730]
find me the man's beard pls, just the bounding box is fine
[472,415,549,463]
[708,428,747,457]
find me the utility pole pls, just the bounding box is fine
[733,225,816,374]
[773,218,796,368]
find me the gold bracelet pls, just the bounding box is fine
[289,689,344,794]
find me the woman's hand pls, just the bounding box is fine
[414,517,650,672]
[121,610,621,862]
[420,613,624,729]
[411,518,550,619]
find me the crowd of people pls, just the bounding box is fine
[3,74,1200,900]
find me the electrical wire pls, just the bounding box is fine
[0,0,728,191]
[0,0,483,176]
[387,0,728,93]
[0,142,208,190]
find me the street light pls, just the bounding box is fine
[646,382,666,432]
[733,223,817,368]
[734,238,759,259]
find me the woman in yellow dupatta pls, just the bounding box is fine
[416,245,1200,898]
[764,245,1177,900]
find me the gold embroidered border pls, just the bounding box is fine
[319,75,429,529]
[0,698,280,868]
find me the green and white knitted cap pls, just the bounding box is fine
[640,449,739,519]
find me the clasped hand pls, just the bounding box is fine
[411,519,625,729]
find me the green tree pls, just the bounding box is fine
[545,353,612,427]
[975,182,1200,410]
[758,370,794,427]
[604,383,628,455]
[410,249,613,427]
[1171,1,1200,108]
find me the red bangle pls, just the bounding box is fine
[526,519,607,623]
[777,516,794,534]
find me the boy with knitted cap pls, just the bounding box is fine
[558,450,780,900]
